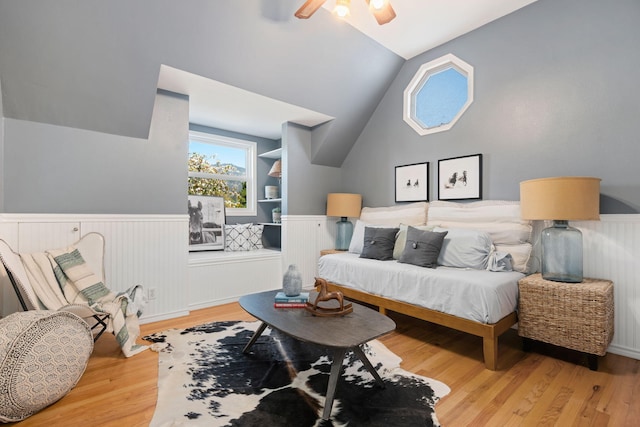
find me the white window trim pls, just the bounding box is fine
[189,131,257,217]
[403,53,474,136]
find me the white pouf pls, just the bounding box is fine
[0,310,94,422]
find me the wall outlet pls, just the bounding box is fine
[148,288,157,300]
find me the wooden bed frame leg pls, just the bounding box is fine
[483,337,498,371]
[379,306,387,316]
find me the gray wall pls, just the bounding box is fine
[283,123,343,216]
[3,90,189,214]
[0,1,403,169]
[342,0,640,213]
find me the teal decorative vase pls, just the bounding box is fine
[283,264,303,296]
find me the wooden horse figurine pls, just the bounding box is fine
[306,278,353,317]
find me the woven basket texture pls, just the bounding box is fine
[0,310,93,422]
[518,274,614,356]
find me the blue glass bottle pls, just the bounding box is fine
[335,218,354,251]
[541,220,583,283]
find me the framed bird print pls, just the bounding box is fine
[395,162,429,202]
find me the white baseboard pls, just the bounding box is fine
[139,309,190,325]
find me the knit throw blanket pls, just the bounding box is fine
[20,248,147,357]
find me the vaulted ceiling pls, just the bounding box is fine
[0,1,536,167]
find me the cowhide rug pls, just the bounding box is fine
[144,320,450,427]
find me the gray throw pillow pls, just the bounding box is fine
[398,227,448,268]
[359,227,399,261]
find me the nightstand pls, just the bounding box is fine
[320,249,347,257]
[518,273,614,370]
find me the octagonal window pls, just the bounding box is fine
[404,54,474,136]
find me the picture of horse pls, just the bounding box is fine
[438,154,482,200]
[444,170,468,189]
[188,196,225,251]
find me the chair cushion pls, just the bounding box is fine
[0,310,93,422]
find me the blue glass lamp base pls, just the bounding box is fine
[335,218,354,251]
[541,220,583,283]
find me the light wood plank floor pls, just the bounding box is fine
[7,302,640,426]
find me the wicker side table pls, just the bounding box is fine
[518,273,614,370]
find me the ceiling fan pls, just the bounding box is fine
[295,0,397,25]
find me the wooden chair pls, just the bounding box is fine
[0,233,110,342]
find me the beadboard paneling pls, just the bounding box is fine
[577,214,640,360]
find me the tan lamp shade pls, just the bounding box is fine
[520,176,601,221]
[268,160,282,178]
[326,193,362,218]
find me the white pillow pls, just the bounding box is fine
[427,200,532,244]
[348,221,388,254]
[224,224,264,251]
[434,227,493,270]
[360,202,428,226]
[495,243,533,273]
[393,224,435,260]
[427,200,533,269]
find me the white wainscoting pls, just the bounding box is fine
[577,214,640,360]
[0,214,189,323]
[188,249,282,310]
[281,215,335,288]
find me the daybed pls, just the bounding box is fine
[318,200,534,370]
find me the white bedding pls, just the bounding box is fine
[318,252,523,324]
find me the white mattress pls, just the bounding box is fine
[318,253,523,324]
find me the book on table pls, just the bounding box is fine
[274,291,309,303]
[274,291,309,308]
[274,302,308,308]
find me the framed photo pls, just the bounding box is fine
[395,162,429,202]
[188,195,225,251]
[438,154,483,200]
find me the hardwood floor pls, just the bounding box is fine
[8,302,640,426]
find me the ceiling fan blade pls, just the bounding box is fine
[294,0,327,19]
[366,0,397,25]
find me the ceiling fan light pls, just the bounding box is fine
[370,0,386,10]
[334,0,351,18]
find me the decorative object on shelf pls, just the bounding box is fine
[272,206,281,224]
[294,0,396,25]
[395,162,429,202]
[438,154,483,201]
[520,176,601,283]
[306,278,353,317]
[326,193,362,251]
[268,159,282,178]
[282,264,303,296]
[188,195,225,251]
[265,185,279,199]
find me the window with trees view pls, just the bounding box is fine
[188,131,256,216]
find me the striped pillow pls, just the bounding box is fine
[49,248,111,305]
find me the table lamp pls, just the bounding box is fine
[265,159,282,200]
[268,159,282,178]
[326,193,362,250]
[520,176,600,283]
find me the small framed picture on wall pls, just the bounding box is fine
[395,162,429,202]
[438,154,483,200]
[188,195,225,251]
